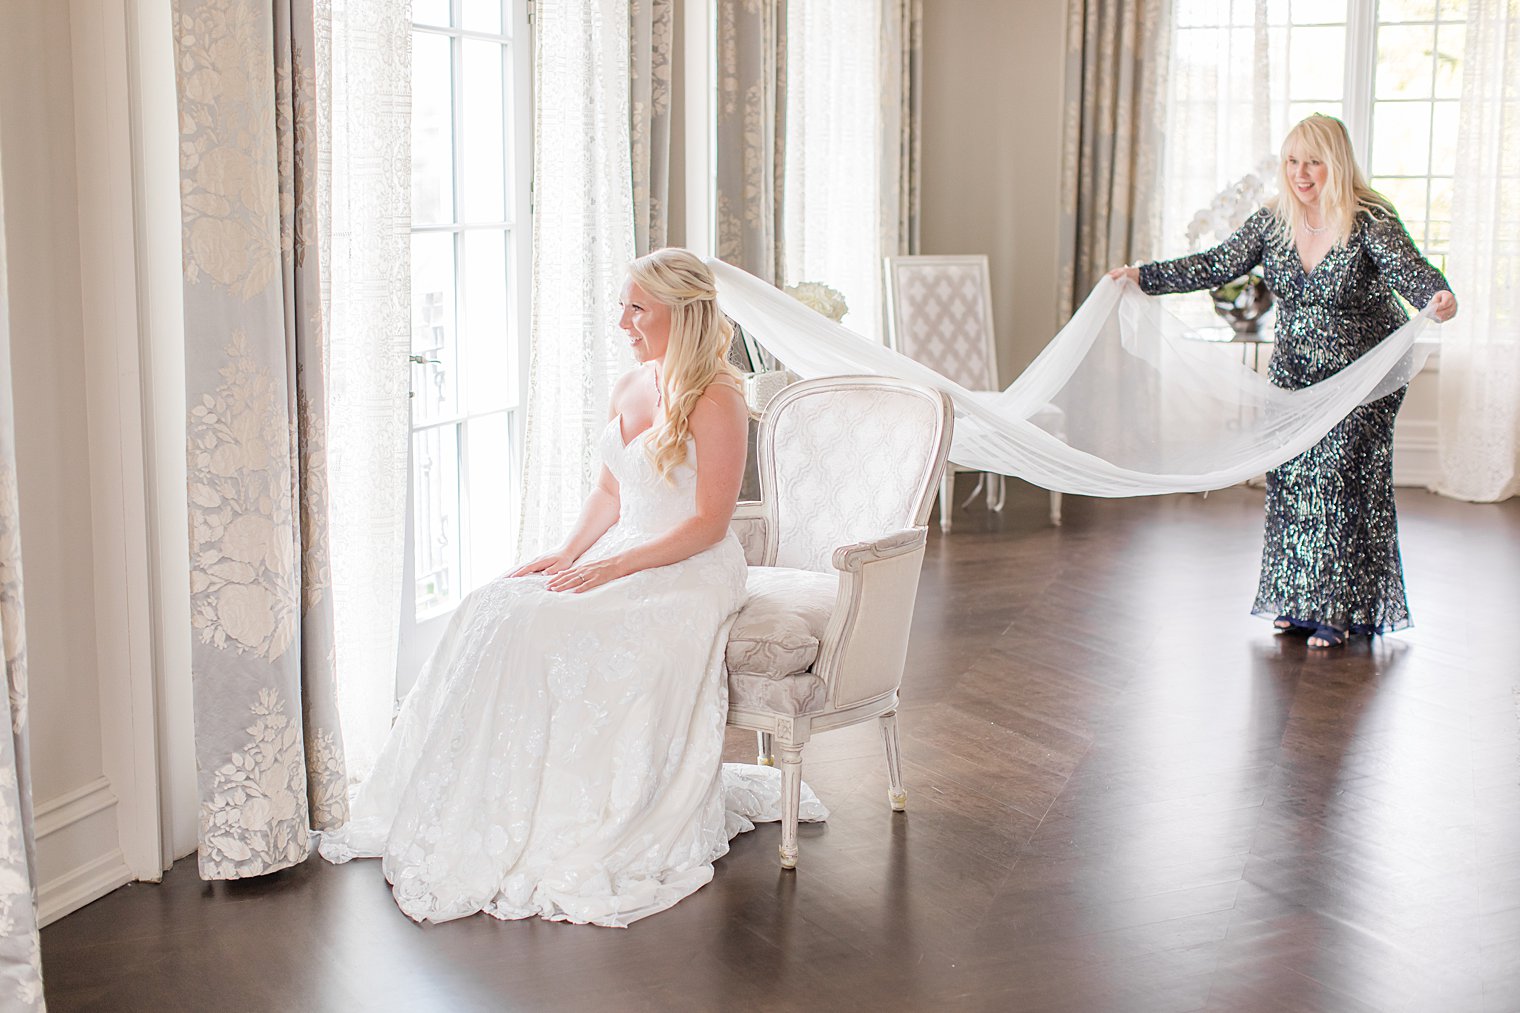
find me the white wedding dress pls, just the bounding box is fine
[319,413,825,926]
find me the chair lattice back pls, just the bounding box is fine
[883,255,999,391]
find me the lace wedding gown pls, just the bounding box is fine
[319,414,824,926]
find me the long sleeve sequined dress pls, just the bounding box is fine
[1138,205,1449,633]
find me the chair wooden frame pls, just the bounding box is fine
[727,376,954,868]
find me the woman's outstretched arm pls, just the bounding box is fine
[546,382,747,593]
[1112,207,1271,295]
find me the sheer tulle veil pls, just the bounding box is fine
[709,259,1438,497]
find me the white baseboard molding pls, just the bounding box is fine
[34,777,117,840]
[35,778,136,925]
[1395,420,1440,489]
[38,849,133,928]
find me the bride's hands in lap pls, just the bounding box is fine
[508,549,578,578]
[545,555,629,594]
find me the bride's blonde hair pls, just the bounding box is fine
[628,248,742,483]
[1268,113,1394,250]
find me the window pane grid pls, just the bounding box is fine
[410,0,522,620]
[1368,0,1462,271]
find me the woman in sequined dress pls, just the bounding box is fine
[1110,114,1457,648]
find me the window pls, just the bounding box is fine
[1366,1,1466,274]
[1160,0,1465,279]
[408,0,532,623]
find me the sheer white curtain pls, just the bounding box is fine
[784,1,880,339]
[1156,1,1278,323]
[784,0,917,343]
[1435,0,1520,503]
[518,0,636,554]
[326,0,413,778]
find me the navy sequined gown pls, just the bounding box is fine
[1139,204,1450,633]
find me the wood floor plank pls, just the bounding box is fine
[39,486,1520,1011]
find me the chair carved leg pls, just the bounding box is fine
[1049,490,1063,527]
[879,712,907,811]
[777,743,803,869]
[939,472,953,532]
[990,474,1006,512]
[756,731,774,767]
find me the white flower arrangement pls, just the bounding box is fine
[783,281,849,323]
[1185,156,1278,250]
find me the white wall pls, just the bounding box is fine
[1,0,172,924]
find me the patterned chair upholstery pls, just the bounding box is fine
[725,376,953,868]
[883,254,1063,528]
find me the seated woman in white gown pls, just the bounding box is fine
[319,248,823,927]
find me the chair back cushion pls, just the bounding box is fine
[759,377,949,573]
[883,255,999,391]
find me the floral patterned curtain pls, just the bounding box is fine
[630,0,673,256]
[0,142,45,1011]
[715,0,787,284]
[171,0,410,878]
[1435,0,1520,503]
[885,0,923,260]
[1056,0,1171,323]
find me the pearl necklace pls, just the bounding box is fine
[1302,220,1328,235]
[653,367,663,408]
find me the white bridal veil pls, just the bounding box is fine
[710,260,1440,497]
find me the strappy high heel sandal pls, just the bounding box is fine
[1307,625,1347,649]
[1273,615,1315,634]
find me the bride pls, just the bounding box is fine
[319,247,818,926]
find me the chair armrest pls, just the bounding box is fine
[831,528,925,571]
[730,501,770,566]
[815,527,929,709]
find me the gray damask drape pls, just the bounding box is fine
[0,144,45,1012]
[174,0,347,879]
[630,0,674,256]
[1056,0,1170,322]
[715,0,787,284]
[887,0,923,260]
[172,0,409,879]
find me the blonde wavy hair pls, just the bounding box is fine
[1268,113,1394,250]
[628,248,742,483]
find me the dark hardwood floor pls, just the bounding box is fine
[41,484,1520,1012]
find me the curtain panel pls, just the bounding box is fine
[518,0,638,556]
[174,0,348,879]
[171,0,410,878]
[0,144,45,1011]
[1056,0,1171,323]
[1436,0,1520,503]
[630,0,674,256]
[323,0,413,778]
[715,0,787,285]
[783,0,921,344]
[882,0,923,260]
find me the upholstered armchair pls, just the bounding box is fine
[725,376,953,868]
[883,254,1064,528]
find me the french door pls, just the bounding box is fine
[397,0,533,693]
